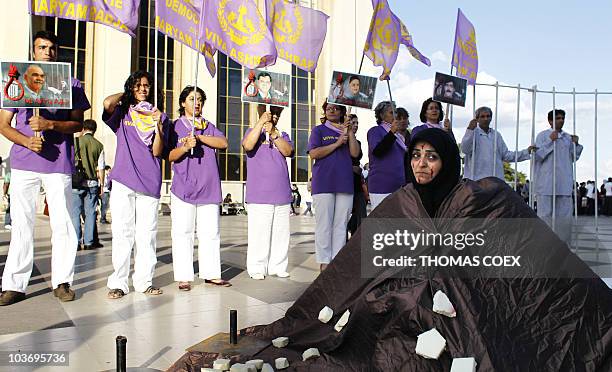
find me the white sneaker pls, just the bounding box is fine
[250,273,265,280]
[274,272,290,278]
[4,225,11,230]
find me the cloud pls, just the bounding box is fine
[430,51,448,64]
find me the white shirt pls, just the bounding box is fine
[604,181,612,196]
[461,125,531,181]
[534,129,583,196]
[586,183,595,199]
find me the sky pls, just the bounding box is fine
[360,0,612,183]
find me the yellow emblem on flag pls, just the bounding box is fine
[218,0,267,46]
[271,0,303,45]
[364,0,399,74]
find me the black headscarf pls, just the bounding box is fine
[407,128,461,217]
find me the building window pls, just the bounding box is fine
[34,17,87,84]
[291,65,316,182]
[133,0,177,180]
[217,53,249,182]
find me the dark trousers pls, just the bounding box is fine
[347,191,367,236]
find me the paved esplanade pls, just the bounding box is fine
[0,213,610,371]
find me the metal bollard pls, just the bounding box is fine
[230,310,238,344]
[116,335,127,372]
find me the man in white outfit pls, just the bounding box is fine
[534,109,583,242]
[0,31,90,305]
[461,106,536,181]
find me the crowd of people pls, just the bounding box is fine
[0,30,607,308]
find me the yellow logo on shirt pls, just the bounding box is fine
[129,111,156,132]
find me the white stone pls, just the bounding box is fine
[334,309,350,332]
[201,368,217,372]
[432,290,456,318]
[246,359,264,370]
[229,363,249,372]
[213,358,231,370]
[450,357,477,372]
[318,306,334,323]
[261,363,275,372]
[275,357,290,369]
[272,336,289,348]
[415,328,447,359]
[302,347,321,361]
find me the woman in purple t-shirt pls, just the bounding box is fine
[411,98,454,141]
[242,105,294,280]
[367,101,409,210]
[308,102,360,271]
[103,70,169,299]
[168,86,230,291]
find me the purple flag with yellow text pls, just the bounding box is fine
[29,0,139,37]
[451,9,478,85]
[265,0,328,72]
[198,0,277,69]
[363,0,430,79]
[155,0,216,77]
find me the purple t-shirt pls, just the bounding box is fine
[5,78,91,175]
[307,124,353,195]
[169,117,223,204]
[412,122,456,141]
[367,124,407,193]
[103,105,169,198]
[243,128,292,205]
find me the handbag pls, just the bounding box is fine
[72,137,87,189]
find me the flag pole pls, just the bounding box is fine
[358,53,365,74]
[154,28,159,109]
[552,87,556,232]
[386,80,396,119]
[492,81,499,178]
[445,65,454,132]
[29,7,41,137]
[513,84,521,191]
[470,84,476,179]
[572,87,578,252]
[529,85,537,209]
[190,39,201,155]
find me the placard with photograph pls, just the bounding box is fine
[433,72,467,107]
[327,71,377,109]
[241,68,291,108]
[1,61,72,109]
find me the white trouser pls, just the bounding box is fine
[2,170,77,293]
[369,193,391,212]
[107,181,160,293]
[537,195,573,243]
[171,193,221,281]
[247,203,290,276]
[312,193,353,264]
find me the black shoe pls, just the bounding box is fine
[53,283,75,302]
[82,244,95,250]
[91,241,103,248]
[100,220,110,224]
[0,290,26,306]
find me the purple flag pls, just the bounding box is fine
[155,0,216,77]
[451,9,478,85]
[29,0,139,37]
[265,0,328,72]
[363,0,430,79]
[198,0,277,69]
